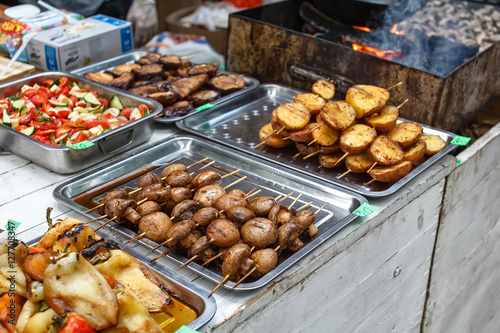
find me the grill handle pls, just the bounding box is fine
[288,61,356,94]
[98,127,135,155]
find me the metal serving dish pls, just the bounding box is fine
[25,233,216,331]
[71,50,260,124]
[177,84,460,198]
[0,72,163,174]
[53,134,366,291]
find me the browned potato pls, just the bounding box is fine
[259,123,292,148]
[346,85,390,119]
[311,79,335,100]
[421,135,447,155]
[320,100,356,131]
[368,135,405,166]
[316,141,341,154]
[288,122,318,142]
[295,142,318,156]
[387,122,423,149]
[274,102,311,130]
[405,139,427,164]
[365,105,399,133]
[318,152,345,168]
[339,124,377,154]
[345,152,375,173]
[368,160,412,183]
[312,123,339,147]
[294,93,326,115]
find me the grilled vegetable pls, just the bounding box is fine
[368,135,405,166]
[368,160,413,182]
[320,100,356,131]
[311,79,335,100]
[346,84,390,119]
[387,122,423,149]
[366,105,399,133]
[421,134,447,155]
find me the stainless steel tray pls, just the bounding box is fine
[53,134,367,291]
[71,50,260,124]
[25,233,216,331]
[177,84,460,197]
[0,72,163,174]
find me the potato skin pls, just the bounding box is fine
[421,135,447,155]
[340,124,377,154]
[404,139,427,164]
[368,161,413,183]
[387,122,423,149]
[368,135,404,166]
[365,105,399,133]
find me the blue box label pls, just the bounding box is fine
[121,26,133,53]
[45,45,58,71]
[91,14,127,26]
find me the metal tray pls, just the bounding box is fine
[25,233,216,331]
[71,50,260,124]
[53,134,366,291]
[0,72,163,174]
[177,84,460,197]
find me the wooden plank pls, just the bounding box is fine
[0,56,37,83]
[207,181,443,332]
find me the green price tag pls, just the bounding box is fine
[353,203,380,217]
[175,326,200,333]
[196,103,215,112]
[68,140,95,150]
[450,135,471,146]
[5,220,21,232]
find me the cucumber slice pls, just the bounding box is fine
[11,100,25,111]
[70,90,87,99]
[38,118,55,123]
[49,78,60,88]
[109,95,123,110]
[19,108,29,116]
[73,107,88,113]
[2,111,11,126]
[20,126,35,136]
[103,107,120,117]
[49,99,68,107]
[54,133,68,143]
[129,107,141,120]
[83,92,101,106]
[80,112,98,121]
[87,105,104,113]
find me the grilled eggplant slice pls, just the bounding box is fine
[108,72,135,90]
[127,84,158,96]
[186,89,220,106]
[209,74,245,95]
[108,63,142,76]
[84,72,114,84]
[147,91,177,106]
[160,54,182,70]
[168,74,209,99]
[187,63,218,77]
[136,53,161,65]
[163,100,194,117]
[132,64,163,81]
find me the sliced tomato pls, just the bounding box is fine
[57,110,71,119]
[82,119,110,130]
[55,125,72,138]
[97,98,109,108]
[120,107,132,119]
[37,86,54,98]
[33,135,58,146]
[31,94,48,107]
[59,86,70,97]
[18,109,36,125]
[35,129,56,136]
[58,313,95,333]
[72,131,90,144]
[69,95,78,105]
[21,89,37,100]
[42,79,54,87]
[59,77,68,87]
[16,125,29,131]
[138,104,149,116]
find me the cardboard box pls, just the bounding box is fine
[27,15,133,72]
[166,7,227,56]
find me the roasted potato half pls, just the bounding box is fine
[387,122,423,149]
[294,93,326,115]
[405,139,427,164]
[311,79,335,100]
[274,102,311,130]
[365,105,399,133]
[318,153,345,168]
[340,124,377,154]
[368,160,413,183]
[312,123,339,147]
[346,85,390,119]
[368,135,405,166]
[288,122,318,142]
[421,135,447,155]
[345,152,375,173]
[320,100,356,131]
[259,123,292,148]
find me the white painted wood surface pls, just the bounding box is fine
[423,122,500,333]
[2,119,483,333]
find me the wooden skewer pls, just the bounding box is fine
[253,141,266,149]
[177,255,199,270]
[366,162,377,173]
[221,169,241,179]
[337,169,352,179]
[187,157,210,169]
[245,187,258,197]
[148,237,174,253]
[303,150,320,160]
[274,194,283,202]
[307,139,317,146]
[397,98,409,109]
[151,245,176,262]
[209,275,230,298]
[181,54,195,60]
[364,178,377,186]
[333,152,349,167]
[189,160,216,176]
[155,113,163,119]
[232,267,256,288]
[292,152,302,159]
[318,164,323,169]
[277,191,295,203]
[315,202,329,215]
[223,176,247,190]
[297,201,313,211]
[94,216,118,231]
[387,81,403,91]
[288,193,303,209]
[244,189,261,200]
[281,136,291,140]
[125,232,146,244]
[202,252,223,266]
[85,215,107,225]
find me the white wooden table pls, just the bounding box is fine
[2,121,499,333]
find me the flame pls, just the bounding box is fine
[352,25,371,32]
[351,42,400,60]
[390,24,404,35]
